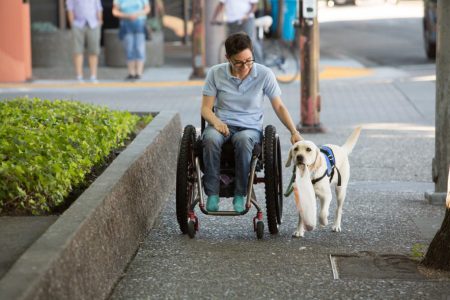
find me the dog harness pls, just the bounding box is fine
[311,146,341,186]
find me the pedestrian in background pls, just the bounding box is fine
[66,0,103,83]
[211,0,263,63]
[112,0,151,81]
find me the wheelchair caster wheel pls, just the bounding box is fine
[256,221,264,239]
[187,220,196,238]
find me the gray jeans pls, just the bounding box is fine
[227,17,263,63]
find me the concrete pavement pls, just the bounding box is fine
[1,41,449,299]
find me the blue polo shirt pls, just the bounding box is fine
[202,63,281,131]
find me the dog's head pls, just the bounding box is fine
[286,140,322,171]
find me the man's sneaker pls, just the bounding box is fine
[89,76,99,83]
[76,75,84,83]
[233,195,245,213]
[206,195,220,212]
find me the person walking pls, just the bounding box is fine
[201,32,302,213]
[66,0,103,83]
[112,0,151,81]
[211,0,263,63]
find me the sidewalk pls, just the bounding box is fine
[1,42,448,299]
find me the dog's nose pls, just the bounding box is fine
[296,155,304,163]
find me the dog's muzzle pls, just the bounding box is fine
[296,155,304,164]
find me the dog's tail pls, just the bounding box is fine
[342,126,362,155]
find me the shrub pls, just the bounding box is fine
[0,97,152,215]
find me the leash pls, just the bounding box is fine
[284,166,296,197]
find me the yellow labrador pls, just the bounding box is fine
[286,127,361,237]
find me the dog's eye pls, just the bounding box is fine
[306,147,312,152]
[294,146,299,151]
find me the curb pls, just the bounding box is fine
[0,111,182,300]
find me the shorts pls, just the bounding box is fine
[72,25,101,55]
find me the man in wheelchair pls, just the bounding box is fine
[201,32,302,213]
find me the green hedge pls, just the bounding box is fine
[0,98,152,215]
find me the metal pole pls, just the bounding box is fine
[190,0,206,79]
[297,0,324,133]
[276,0,285,39]
[183,0,189,44]
[58,0,66,29]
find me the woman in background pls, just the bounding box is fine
[112,0,151,80]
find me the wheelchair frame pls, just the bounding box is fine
[176,123,283,239]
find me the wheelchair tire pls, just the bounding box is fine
[275,135,283,225]
[264,125,283,234]
[187,220,196,238]
[256,221,264,239]
[176,125,197,234]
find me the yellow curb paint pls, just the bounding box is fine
[276,66,372,82]
[0,66,373,89]
[320,66,373,79]
[0,80,205,90]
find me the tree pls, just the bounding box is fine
[421,0,450,271]
[422,169,450,270]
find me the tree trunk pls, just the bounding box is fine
[422,208,450,270]
[422,0,450,271]
[432,0,450,192]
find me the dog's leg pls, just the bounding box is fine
[317,187,332,227]
[332,185,347,232]
[292,214,305,238]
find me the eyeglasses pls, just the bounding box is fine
[230,59,255,68]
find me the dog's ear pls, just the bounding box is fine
[310,147,322,171]
[285,147,293,167]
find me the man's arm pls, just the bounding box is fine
[244,2,258,20]
[211,2,225,23]
[66,0,74,27]
[270,96,303,144]
[96,0,103,24]
[67,10,74,27]
[201,95,229,136]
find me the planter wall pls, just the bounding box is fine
[104,29,164,67]
[31,30,72,68]
[0,111,181,300]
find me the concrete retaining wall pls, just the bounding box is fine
[0,111,181,300]
[31,30,72,68]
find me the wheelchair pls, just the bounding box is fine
[176,120,284,239]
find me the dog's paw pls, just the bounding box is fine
[292,231,304,238]
[332,225,341,232]
[319,215,328,227]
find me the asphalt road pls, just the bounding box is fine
[319,0,430,67]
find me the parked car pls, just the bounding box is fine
[423,0,437,59]
[325,0,398,7]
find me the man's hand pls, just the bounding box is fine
[211,19,223,25]
[213,121,230,137]
[290,131,303,144]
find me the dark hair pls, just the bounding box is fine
[224,32,253,58]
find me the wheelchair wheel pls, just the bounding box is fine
[187,220,196,238]
[264,125,283,234]
[275,134,283,225]
[256,221,264,239]
[176,125,197,234]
